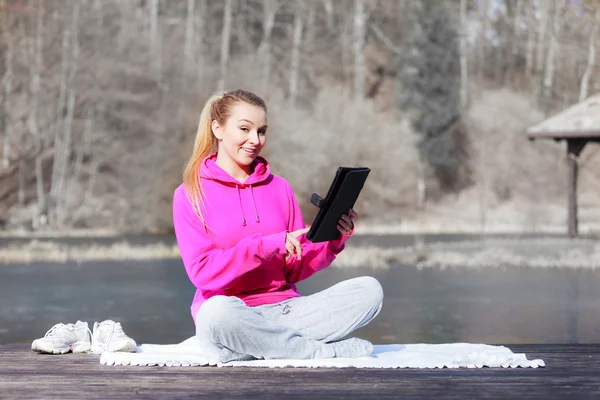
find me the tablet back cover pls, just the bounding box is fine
[307,167,370,242]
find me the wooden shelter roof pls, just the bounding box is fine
[527,93,600,140]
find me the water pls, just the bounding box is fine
[1,259,599,345]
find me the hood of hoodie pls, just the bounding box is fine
[199,153,271,226]
[200,152,271,186]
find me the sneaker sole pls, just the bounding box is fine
[32,341,91,354]
[91,340,137,354]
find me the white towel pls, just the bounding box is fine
[99,337,545,369]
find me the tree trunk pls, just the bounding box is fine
[217,0,232,91]
[1,0,12,169]
[195,0,206,82]
[17,158,25,207]
[525,0,535,77]
[29,1,46,224]
[258,0,277,91]
[184,0,195,75]
[52,4,80,227]
[416,157,426,209]
[149,0,161,81]
[75,0,102,181]
[50,14,71,213]
[353,0,366,102]
[323,0,333,31]
[289,1,303,106]
[340,7,351,84]
[477,0,490,79]
[305,3,316,55]
[543,0,563,100]
[579,6,599,102]
[505,0,524,85]
[459,0,469,110]
[532,0,549,101]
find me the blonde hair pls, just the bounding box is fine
[183,89,267,223]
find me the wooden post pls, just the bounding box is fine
[566,139,587,238]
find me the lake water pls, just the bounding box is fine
[1,258,599,346]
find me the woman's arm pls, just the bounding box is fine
[282,182,353,284]
[173,187,287,292]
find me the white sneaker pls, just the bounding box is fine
[31,321,92,354]
[90,320,137,354]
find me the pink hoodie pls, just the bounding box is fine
[172,153,351,321]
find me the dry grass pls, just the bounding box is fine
[2,235,599,270]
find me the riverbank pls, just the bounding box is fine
[1,233,598,269]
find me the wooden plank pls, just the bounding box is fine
[1,344,600,399]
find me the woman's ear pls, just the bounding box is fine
[212,120,223,140]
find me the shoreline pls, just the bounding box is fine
[1,221,599,239]
[1,234,598,269]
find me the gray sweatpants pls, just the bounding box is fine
[194,276,383,360]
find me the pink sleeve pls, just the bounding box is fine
[282,182,352,284]
[173,187,287,292]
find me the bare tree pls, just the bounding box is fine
[217,0,232,91]
[50,3,81,226]
[543,0,564,100]
[1,0,12,169]
[149,0,161,78]
[74,0,102,181]
[289,1,304,106]
[532,0,549,101]
[525,0,535,77]
[258,0,278,91]
[353,0,366,102]
[505,0,524,85]
[28,0,46,224]
[184,0,195,75]
[459,0,469,110]
[477,0,490,79]
[323,0,333,31]
[579,4,599,101]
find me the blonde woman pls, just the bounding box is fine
[173,89,383,362]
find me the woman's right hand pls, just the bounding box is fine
[285,228,309,260]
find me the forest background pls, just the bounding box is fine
[1,0,599,236]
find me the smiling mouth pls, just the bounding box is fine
[242,148,256,154]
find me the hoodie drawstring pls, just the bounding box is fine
[237,185,247,226]
[236,185,260,226]
[250,186,260,223]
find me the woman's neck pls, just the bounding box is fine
[215,153,252,183]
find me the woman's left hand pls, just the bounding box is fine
[337,209,357,236]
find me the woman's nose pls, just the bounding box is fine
[248,131,260,144]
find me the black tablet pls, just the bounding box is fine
[306,167,370,243]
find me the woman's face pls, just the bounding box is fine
[212,102,268,173]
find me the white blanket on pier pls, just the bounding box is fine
[99,337,545,369]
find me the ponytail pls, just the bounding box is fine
[183,93,222,224]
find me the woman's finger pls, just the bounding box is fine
[286,242,295,256]
[291,227,310,238]
[348,209,358,220]
[293,240,303,259]
[337,222,350,235]
[338,218,351,231]
[288,236,302,259]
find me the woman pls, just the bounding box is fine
[172,89,383,363]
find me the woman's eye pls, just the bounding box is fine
[240,127,249,132]
[259,130,267,135]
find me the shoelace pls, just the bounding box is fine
[43,323,71,337]
[43,323,92,342]
[92,322,126,354]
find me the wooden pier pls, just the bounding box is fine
[1,344,599,399]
